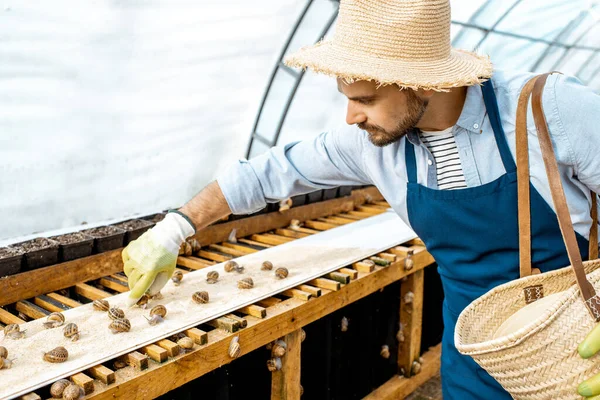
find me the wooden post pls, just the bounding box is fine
[398,268,424,377]
[271,329,302,400]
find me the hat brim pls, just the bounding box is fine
[284,41,493,92]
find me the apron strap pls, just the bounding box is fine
[405,139,418,184]
[481,79,517,174]
[517,72,600,321]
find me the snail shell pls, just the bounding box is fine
[275,267,289,279]
[109,318,131,334]
[43,346,69,363]
[93,299,110,312]
[0,346,7,359]
[177,337,194,350]
[237,277,254,289]
[62,384,84,400]
[188,238,201,253]
[43,312,65,329]
[206,270,219,284]
[136,294,150,308]
[228,336,241,358]
[50,379,71,398]
[0,357,14,369]
[171,270,183,286]
[261,261,273,271]
[63,323,80,342]
[192,291,209,304]
[266,357,282,372]
[3,324,20,336]
[179,241,192,256]
[108,307,125,320]
[150,305,167,318]
[380,345,390,359]
[271,340,287,357]
[224,260,238,273]
[341,317,349,332]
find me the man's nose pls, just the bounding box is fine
[346,102,366,125]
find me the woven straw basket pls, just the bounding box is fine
[455,73,600,399]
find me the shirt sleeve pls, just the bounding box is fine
[216,125,372,214]
[550,73,600,194]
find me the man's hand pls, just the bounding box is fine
[122,212,195,307]
[578,323,600,399]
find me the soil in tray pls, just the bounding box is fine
[52,232,93,245]
[83,226,125,253]
[50,232,94,262]
[84,226,124,238]
[11,237,59,271]
[113,219,153,244]
[0,246,24,277]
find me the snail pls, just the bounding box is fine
[266,357,282,372]
[278,198,293,211]
[43,312,65,329]
[275,267,289,279]
[43,346,69,363]
[144,305,167,326]
[300,329,306,342]
[0,357,15,370]
[228,336,241,358]
[108,307,125,320]
[237,277,254,289]
[150,291,164,300]
[109,318,131,334]
[50,379,71,398]
[177,337,194,350]
[188,238,201,253]
[224,260,244,273]
[0,346,7,359]
[261,261,273,271]
[3,324,25,340]
[62,384,84,400]
[171,270,184,286]
[206,270,219,284]
[192,291,209,304]
[178,241,192,256]
[341,317,349,332]
[113,359,127,370]
[63,323,80,342]
[289,219,302,229]
[380,345,390,359]
[136,294,150,309]
[271,340,287,357]
[93,299,110,312]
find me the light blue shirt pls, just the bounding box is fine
[217,69,600,242]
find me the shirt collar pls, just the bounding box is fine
[455,82,488,134]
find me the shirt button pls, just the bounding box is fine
[427,159,433,166]
[473,123,480,129]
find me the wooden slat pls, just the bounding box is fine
[238,238,273,249]
[316,217,343,225]
[156,339,181,357]
[141,344,168,363]
[336,213,362,220]
[208,244,247,257]
[219,242,260,254]
[207,317,240,333]
[307,278,340,291]
[353,261,375,273]
[225,313,248,328]
[274,228,311,239]
[363,345,441,400]
[184,328,208,345]
[321,216,356,225]
[296,284,321,297]
[16,300,49,319]
[124,351,149,370]
[339,268,358,280]
[71,372,94,394]
[198,250,233,263]
[256,297,282,308]
[79,246,433,400]
[398,269,425,377]
[0,307,26,325]
[88,365,115,385]
[378,252,397,262]
[287,226,320,234]
[326,272,350,284]
[110,274,129,284]
[33,295,70,313]
[250,233,293,246]
[346,211,373,218]
[237,304,267,319]
[177,256,215,270]
[280,289,312,301]
[75,283,112,301]
[271,329,302,400]
[99,276,128,293]
[356,206,386,214]
[46,292,82,308]
[303,220,338,231]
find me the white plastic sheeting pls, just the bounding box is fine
[1,0,599,243]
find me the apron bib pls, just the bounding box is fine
[405,79,590,399]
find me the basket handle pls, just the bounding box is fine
[516,72,600,321]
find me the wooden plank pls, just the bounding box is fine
[271,329,302,400]
[250,233,293,246]
[280,289,312,301]
[326,272,350,284]
[88,365,115,385]
[176,256,214,270]
[307,278,340,291]
[141,344,168,363]
[303,220,338,231]
[256,297,282,308]
[207,317,240,333]
[71,372,94,394]
[347,211,373,218]
[198,249,232,263]
[219,242,260,254]
[336,213,362,220]
[208,244,247,257]
[225,313,248,328]
[238,238,273,249]
[237,304,267,319]
[356,206,387,214]
[99,276,128,293]
[0,307,25,325]
[353,261,375,273]
[156,339,181,357]
[0,249,123,307]
[296,284,321,297]
[321,216,356,225]
[33,294,70,313]
[124,351,149,370]
[287,226,320,235]
[71,249,432,400]
[191,187,383,246]
[46,292,83,308]
[339,268,358,280]
[274,228,311,239]
[184,328,208,345]
[110,274,129,284]
[398,269,425,378]
[363,344,441,400]
[75,283,112,301]
[378,252,397,262]
[316,217,343,225]
[16,300,49,320]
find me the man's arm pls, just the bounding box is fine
[179,181,232,231]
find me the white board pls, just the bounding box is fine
[0,211,416,399]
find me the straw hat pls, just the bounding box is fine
[284,0,493,91]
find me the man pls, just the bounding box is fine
[122,0,600,398]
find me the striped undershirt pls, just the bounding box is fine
[419,127,467,190]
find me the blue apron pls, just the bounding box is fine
[405,79,591,399]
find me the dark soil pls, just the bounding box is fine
[0,246,24,258]
[51,232,93,245]
[13,237,58,252]
[83,226,125,238]
[114,219,152,231]
[150,213,166,223]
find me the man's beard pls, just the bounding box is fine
[358,91,428,147]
